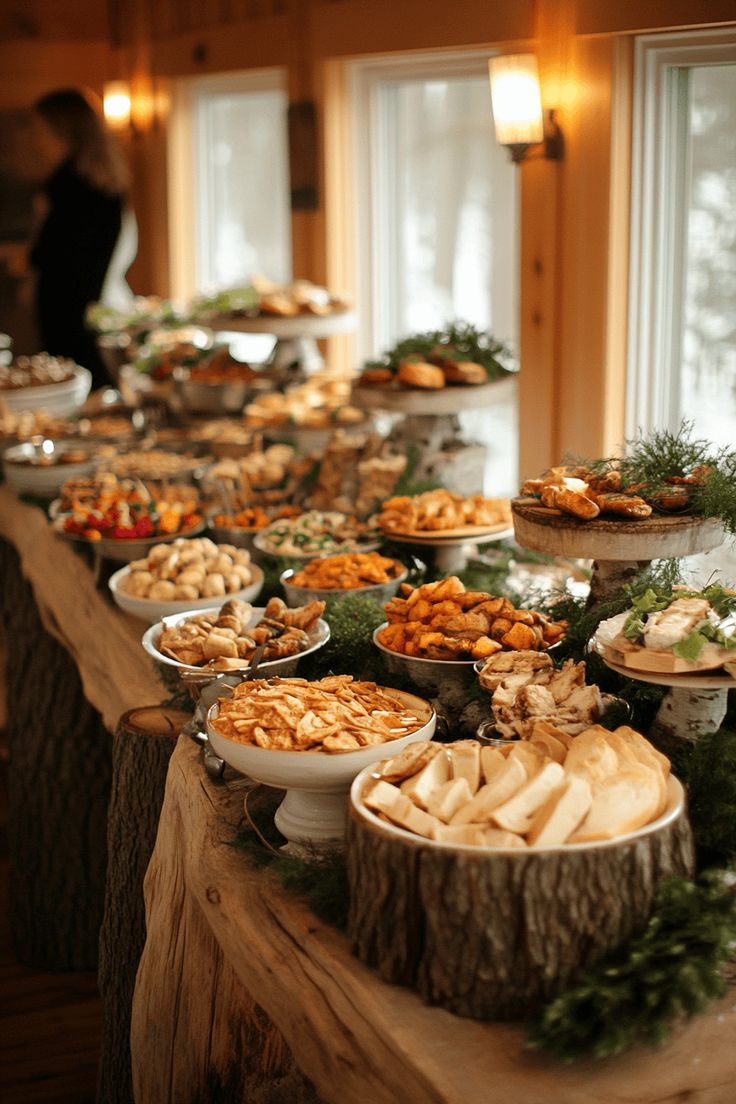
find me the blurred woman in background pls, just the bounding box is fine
[30,87,136,388]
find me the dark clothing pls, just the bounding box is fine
[31,160,123,388]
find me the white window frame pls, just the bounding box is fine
[348,48,511,362]
[167,67,290,301]
[627,28,736,437]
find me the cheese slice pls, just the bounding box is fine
[449,757,528,825]
[491,761,566,834]
[526,774,592,846]
[450,741,481,794]
[382,794,441,839]
[426,778,473,823]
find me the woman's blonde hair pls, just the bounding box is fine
[34,87,129,196]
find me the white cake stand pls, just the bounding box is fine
[206,310,357,376]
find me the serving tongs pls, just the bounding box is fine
[182,639,270,780]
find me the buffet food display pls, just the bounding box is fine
[357,323,511,391]
[477,654,605,740]
[116,537,257,602]
[0,352,78,390]
[288,552,404,591]
[57,477,202,542]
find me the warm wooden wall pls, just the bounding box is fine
[1,0,734,469]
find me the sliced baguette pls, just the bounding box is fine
[570,765,661,842]
[379,741,441,782]
[603,732,668,818]
[491,761,566,834]
[380,793,441,838]
[431,823,487,845]
[529,727,567,764]
[526,774,592,846]
[449,757,528,825]
[480,746,507,782]
[478,827,527,849]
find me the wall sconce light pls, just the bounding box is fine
[103,81,132,132]
[488,54,563,164]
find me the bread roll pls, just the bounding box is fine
[570,766,661,842]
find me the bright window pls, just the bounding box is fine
[628,31,736,446]
[349,52,520,493]
[169,69,291,297]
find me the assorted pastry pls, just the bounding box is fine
[210,675,424,753]
[362,726,671,848]
[289,552,404,591]
[0,408,71,441]
[157,595,324,670]
[377,577,567,660]
[477,652,605,740]
[378,489,511,534]
[518,465,654,521]
[118,537,256,602]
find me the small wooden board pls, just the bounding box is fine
[512,499,726,561]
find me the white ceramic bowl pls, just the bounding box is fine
[350,762,685,853]
[54,517,207,563]
[109,562,265,623]
[207,686,435,847]
[142,604,330,677]
[3,440,102,498]
[372,623,478,693]
[0,365,92,417]
[280,563,407,608]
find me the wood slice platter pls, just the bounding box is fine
[512,499,727,561]
[351,374,517,415]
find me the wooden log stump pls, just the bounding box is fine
[132,735,323,1104]
[0,538,111,970]
[346,788,695,1021]
[96,706,190,1104]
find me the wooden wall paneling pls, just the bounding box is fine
[0,0,108,42]
[575,0,736,37]
[309,0,535,59]
[148,15,294,77]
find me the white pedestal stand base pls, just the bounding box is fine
[274,786,347,852]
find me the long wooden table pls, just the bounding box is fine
[132,736,736,1104]
[1,486,735,1104]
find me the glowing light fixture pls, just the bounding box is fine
[488,54,563,164]
[103,81,132,130]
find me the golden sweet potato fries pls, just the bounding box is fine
[377,577,566,660]
[290,551,402,590]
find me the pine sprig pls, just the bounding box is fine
[527,871,736,1062]
[301,593,387,681]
